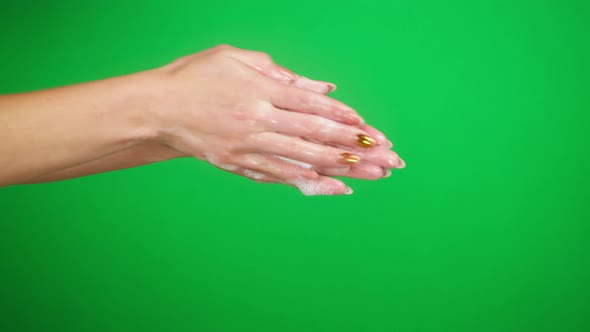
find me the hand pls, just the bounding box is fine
[141,45,402,194]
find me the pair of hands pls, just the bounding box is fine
[17,44,403,195]
[142,45,404,195]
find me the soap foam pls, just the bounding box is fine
[275,156,313,169]
[292,178,334,196]
[205,153,239,172]
[219,164,239,171]
[244,169,265,180]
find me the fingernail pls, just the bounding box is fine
[385,140,394,149]
[339,152,360,165]
[383,168,392,178]
[388,157,399,167]
[344,187,354,195]
[398,158,406,169]
[356,134,377,148]
[325,82,337,93]
[390,157,405,168]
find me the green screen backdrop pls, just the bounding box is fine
[1,1,589,331]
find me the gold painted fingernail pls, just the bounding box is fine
[356,134,376,148]
[339,152,360,164]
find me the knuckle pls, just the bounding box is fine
[213,44,233,52]
[232,101,272,123]
[251,103,274,122]
[282,169,303,181]
[252,51,273,64]
[210,44,236,58]
[241,155,264,168]
[170,54,191,65]
[213,153,233,166]
[360,164,386,180]
[250,131,274,144]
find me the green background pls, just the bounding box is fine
[1,0,589,331]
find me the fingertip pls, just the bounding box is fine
[397,158,406,169]
[292,177,348,196]
[374,133,387,145]
[324,82,337,94]
[293,76,334,94]
[383,168,392,178]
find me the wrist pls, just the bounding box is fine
[113,70,167,146]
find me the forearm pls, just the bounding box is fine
[0,72,157,187]
[23,142,184,184]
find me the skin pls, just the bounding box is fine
[0,45,404,195]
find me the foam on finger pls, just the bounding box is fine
[290,176,351,196]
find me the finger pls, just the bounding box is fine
[226,48,295,82]
[237,164,352,196]
[249,132,361,168]
[265,109,377,149]
[356,148,405,169]
[316,162,388,180]
[271,155,390,180]
[227,48,364,124]
[206,153,317,181]
[228,49,338,94]
[209,161,288,184]
[323,140,404,169]
[270,84,363,125]
[239,169,282,183]
[289,175,352,196]
[359,123,391,147]
[292,75,337,94]
[237,153,319,181]
[274,156,314,169]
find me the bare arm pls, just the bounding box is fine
[22,142,184,184]
[0,73,155,187]
[2,45,403,195]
